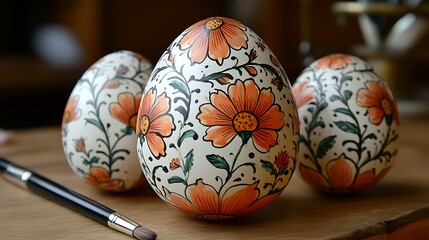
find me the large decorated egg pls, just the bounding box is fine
[293,54,399,192]
[136,17,299,219]
[62,50,152,191]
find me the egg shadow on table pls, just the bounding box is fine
[313,180,427,201]
[96,184,161,201]
[194,192,325,228]
[207,180,428,230]
[350,181,427,199]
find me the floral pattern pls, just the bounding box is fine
[300,155,391,191]
[74,137,86,153]
[109,93,142,131]
[274,151,291,172]
[295,54,399,192]
[137,17,299,219]
[62,51,152,191]
[178,17,248,65]
[315,54,356,70]
[62,96,81,129]
[137,88,175,159]
[164,179,280,220]
[84,166,125,191]
[357,81,399,125]
[292,80,316,108]
[197,79,283,152]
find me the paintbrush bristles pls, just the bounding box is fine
[133,226,157,240]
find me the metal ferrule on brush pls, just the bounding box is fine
[2,164,32,188]
[108,212,140,236]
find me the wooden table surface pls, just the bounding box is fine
[1,117,428,240]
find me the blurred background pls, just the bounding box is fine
[1,0,428,129]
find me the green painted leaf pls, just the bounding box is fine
[334,121,359,134]
[334,108,354,118]
[178,130,198,147]
[206,154,230,172]
[86,99,96,107]
[330,95,342,102]
[169,78,189,98]
[261,63,280,79]
[183,149,194,174]
[261,160,276,175]
[201,72,233,82]
[340,75,353,85]
[90,156,100,164]
[343,90,353,100]
[316,135,336,158]
[317,102,328,114]
[175,106,188,120]
[85,118,104,131]
[167,176,187,185]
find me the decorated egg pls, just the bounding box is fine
[293,54,399,192]
[62,50,152,191]
[136,17,299,220]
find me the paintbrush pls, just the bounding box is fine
[0,157,156,240]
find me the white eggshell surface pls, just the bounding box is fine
[62,50,152,191]
[136,17,299,219]
[293,54,399,192]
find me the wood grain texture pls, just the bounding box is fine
[0,118,428,240]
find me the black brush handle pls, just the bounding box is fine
[26,172,113,225]
[0,158,112,225]
[0,157,152,239]
[0,158,8,172]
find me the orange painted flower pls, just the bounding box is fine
[316,54,356,70]
[103,80,121,89]
[137,88,175,159]
[299,154,391,192]
[197,79,283,152]
[169,158,181,170]
[357,81,399,125]
[109,92,142,131]
[84,166,125,191]
[164,179,280,220]
[62,96,81,127]
[74,138,86,153]
[275,151,291,171]
[292,80,315,108]
[178,17,248,65]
